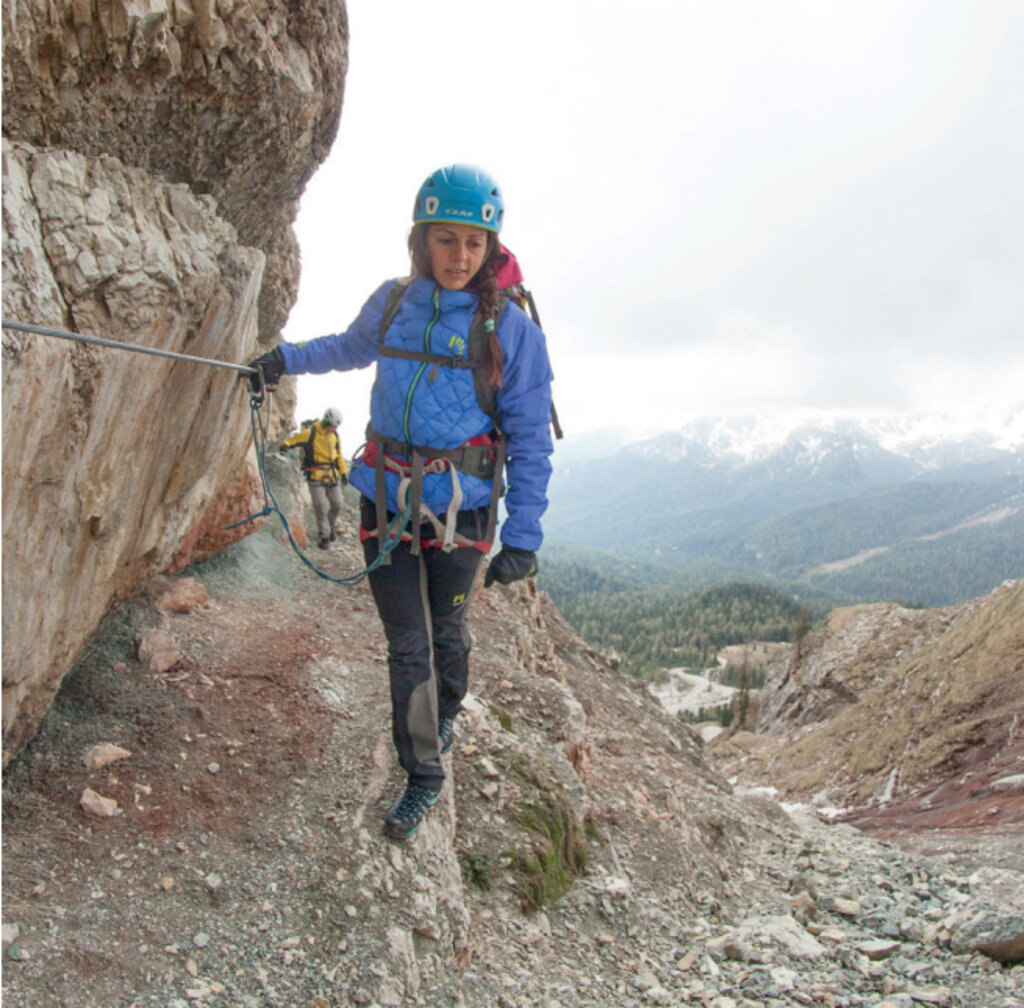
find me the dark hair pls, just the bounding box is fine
[408,223,505,388]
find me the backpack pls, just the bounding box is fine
[292,423,340,483]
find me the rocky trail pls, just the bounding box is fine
[3,501,1023,1008]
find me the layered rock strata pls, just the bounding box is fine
[1,0,347,762]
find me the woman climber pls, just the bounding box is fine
[247,164,555,839]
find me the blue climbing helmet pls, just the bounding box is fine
[412,164,504,233]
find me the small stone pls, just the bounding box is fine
[154,576,208,612]
[204,873,222,890]
[136,628,180,674]
[192,932,210,948]
[633,969,659,991]
[905,985,952,1005]
[858,939,901,960]
[990,773,1024,791]
[605,877,631,897]
[79,788,118,817]
[833,897,861,917]
[83,743,131,770]
[479,756,500,778]
[2,924,19,952]
[207,762,220,774]
[160,876,175,891]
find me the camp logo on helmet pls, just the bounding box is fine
[424,196,439,215]
[444,208,474,219]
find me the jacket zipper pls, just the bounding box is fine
[402,286,441,443]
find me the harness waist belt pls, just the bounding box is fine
[363,427,506,560]
[363,431,498,481]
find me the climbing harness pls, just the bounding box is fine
[1,317,407,587]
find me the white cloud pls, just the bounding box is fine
[290,0,1024,441]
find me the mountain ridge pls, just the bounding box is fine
[558,407,1024,466]
[545,412,1024,607]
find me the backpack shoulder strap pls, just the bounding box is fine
[300,424,318,472]
[379,278,413,343]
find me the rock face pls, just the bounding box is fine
[1,0,348,344]
[712,580,1024,820]
[1,1,348,764]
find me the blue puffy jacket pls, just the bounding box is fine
[279,277,554,551]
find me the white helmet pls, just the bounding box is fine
[323,407,342,427]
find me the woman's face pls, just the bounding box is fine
[426,223,490,290]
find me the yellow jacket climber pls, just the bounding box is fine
[280,407,349,549]
[280,409,349,485]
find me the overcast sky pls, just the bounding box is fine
[286,0,1024,446]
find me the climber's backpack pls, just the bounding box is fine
[290,423,339,483]
[364,277,561,559]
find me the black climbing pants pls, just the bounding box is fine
[361,496,488,791]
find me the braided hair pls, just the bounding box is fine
[408,223,505,389]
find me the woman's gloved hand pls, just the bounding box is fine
[484,546,538,587]
[246,347,286,393]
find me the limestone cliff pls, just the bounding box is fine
[1,0,348,763]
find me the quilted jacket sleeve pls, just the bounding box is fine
[278,281,395,375]
[496,306,555,551]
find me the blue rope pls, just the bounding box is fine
[226,393,410,585]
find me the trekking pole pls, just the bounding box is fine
[1,318,256,376]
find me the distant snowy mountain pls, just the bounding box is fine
[545,408,1024,606]
[557,406,1024,468]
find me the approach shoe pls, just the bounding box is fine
[384,782,440,840]
[329,530,337,542]
[439,715,456,755]
[318,536,329,549]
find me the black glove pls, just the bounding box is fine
[484,546,538,587]
[246,347,286,393]
[340,473,349,486]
